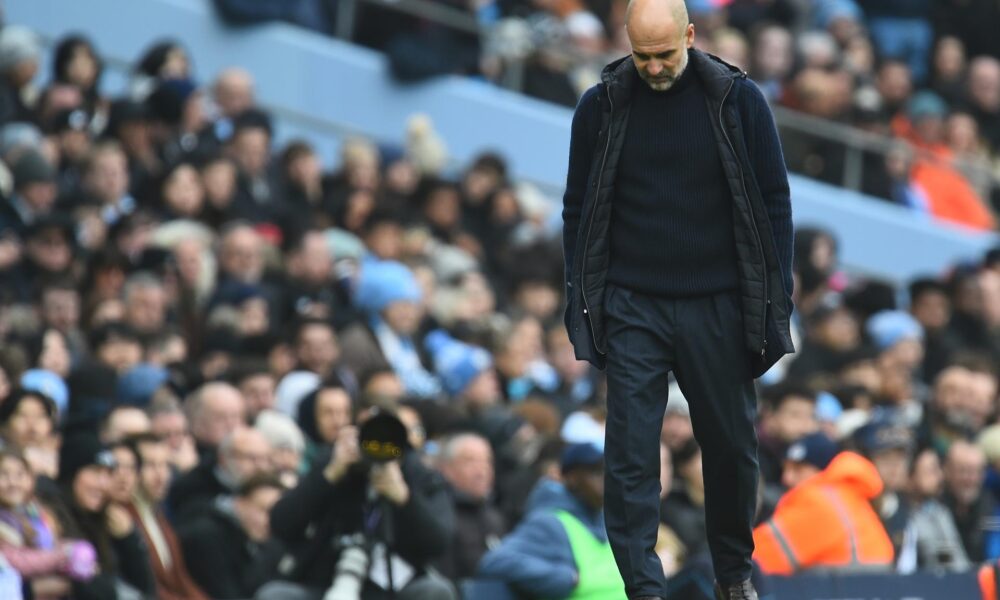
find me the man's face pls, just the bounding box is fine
[229,128,270,178]
[27,228,72,273]
[151,411,189,451]
[222,430,272,484]
[126,285,167,334]
[138,441,173,503]
[296,324,338,374]
[197,389,247,448]
[85,150,129,204]
[945,444,985,506]
[770,397,818,443]
[315,388,352,443]
[42,288,80,331]
[872,448,910,493]
[220,228,263,282]
[782,460,820,489]
[565,466,604,511]
[628,19,694,92]
[20,181,57,213]
[911,290,950,331]
[240,374,276,418]
[109,447,137,504]
[97,337,143,374]
[237,486,282,542]
[441,437,494,501]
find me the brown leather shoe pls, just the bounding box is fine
[714,580,758,600]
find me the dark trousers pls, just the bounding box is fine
[603,284,759,598]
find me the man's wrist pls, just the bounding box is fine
[324,463,346,483]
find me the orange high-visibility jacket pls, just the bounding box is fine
[753,452,895,575]
[980,561,999,600]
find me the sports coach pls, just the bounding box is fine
[561,0,795,598]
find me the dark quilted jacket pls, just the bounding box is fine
[562,50,795,377]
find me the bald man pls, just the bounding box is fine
[561,0,794,598]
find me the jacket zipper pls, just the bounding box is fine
[579,85,615,355]
[718,77,768,357]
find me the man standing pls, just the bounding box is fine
[561,0,794,598]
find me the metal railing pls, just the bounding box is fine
[333,0,482,41]
[772,105,1000,201]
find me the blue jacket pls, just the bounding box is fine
[473,479,606,599]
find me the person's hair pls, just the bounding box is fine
[762,381,817,412]
[123,271,164,302]
[146,394,184,420]
[292,317,334,345]
[359,369,396,393]
[0,389,57,428]
[36,277,78,304]
[81,140,125,177]
[908,277,948,303]
[87,321,140,351]
[122,432,164,469]
[950,353,999,380]
[280,140,314,170]
[227,359,273,386]
[438,432,489,464]
[237,472,284,498]
[230,108,272,139]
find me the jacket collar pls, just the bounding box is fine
[600,48,745,107]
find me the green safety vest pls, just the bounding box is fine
[553,510,626,600]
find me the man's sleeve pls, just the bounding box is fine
[562,85,601,287]
[477,512,578,599]
[740,80,794,303]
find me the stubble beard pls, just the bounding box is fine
[643,49,689,92]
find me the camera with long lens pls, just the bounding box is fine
[358,410,410,468]
[325,412,411,600]
[325,534,370,600]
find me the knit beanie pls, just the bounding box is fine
[866,310,923,351]
[424,330,492,397]
[354,260,422,316]
[58,434,114,485]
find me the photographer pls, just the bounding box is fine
[263,412,457,600]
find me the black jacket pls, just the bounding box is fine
[269,451,454,590]
[176,500,284,599]
[166,457,230,525]
[562,50,795,377]
[434,488,506,583]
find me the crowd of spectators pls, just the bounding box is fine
[0,6,999,600]
[208,0,1000,232]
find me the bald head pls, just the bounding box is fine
[625,0,694,91]
[625,0,688,36]
[214,68,255,118]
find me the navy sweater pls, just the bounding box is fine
[607,65,740,297]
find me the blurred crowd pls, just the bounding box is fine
[209,0,1000,231]
[0,5,1000,600]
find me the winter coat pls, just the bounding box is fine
[176,498,284,599]
[753,452,895,574]
[562,49,794,377]
[475,479,607,598]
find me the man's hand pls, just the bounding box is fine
[105,504,134,538]
[325,426,361,483]
[369,461,410,507]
